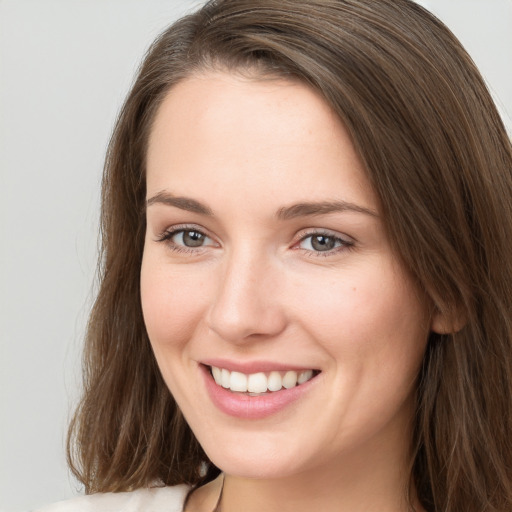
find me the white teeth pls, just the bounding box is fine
[221,368,230,388]
[247,372,267,393]
[211,366,222,385]
[230,371,248,392]
[210,366,316,394]
[298,369,313,384]
[267,371,283,392]
[282,370,298,389]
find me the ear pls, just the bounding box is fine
[430,307,466,334]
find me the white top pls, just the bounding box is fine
[33,485,190,512]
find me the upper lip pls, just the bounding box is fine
[201,358,319,374]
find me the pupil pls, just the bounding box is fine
[183,231,204,247]
[311,235,334,251]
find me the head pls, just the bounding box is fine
[68,0,512,510]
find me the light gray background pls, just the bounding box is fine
[0,1,510,511]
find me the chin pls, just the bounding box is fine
[198,430,311,480]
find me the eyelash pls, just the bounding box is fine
[155,225,354,257]
[295,229,354,257]
[155,225,215,254]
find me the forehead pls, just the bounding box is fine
[146,71,376,214]
[148,71,342,155]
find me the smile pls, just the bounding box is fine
[210,366,317,395]
[201,362,322,419]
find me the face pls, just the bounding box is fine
[141,71,431,479]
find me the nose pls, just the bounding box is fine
[206,248,287,343]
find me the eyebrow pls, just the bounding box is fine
[146,191,378,219]
[276,200,378,220]
[146,191,213,216]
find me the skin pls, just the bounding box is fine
[141,70,432,512]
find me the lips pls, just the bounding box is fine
[200,362,321,419]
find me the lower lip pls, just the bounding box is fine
[201,365,319,419]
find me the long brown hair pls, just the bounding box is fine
[68,1,512,509]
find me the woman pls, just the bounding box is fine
[38,0,512,511]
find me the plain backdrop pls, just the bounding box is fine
[0,1,510,511]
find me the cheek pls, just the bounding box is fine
[140,253,208,354]
[291,260,429,367]
[140,252,215,405]
[291,263,429,440]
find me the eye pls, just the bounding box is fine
[172,230,210,247]
[297,232,353,254]
[156,226,217,252]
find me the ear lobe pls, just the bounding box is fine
[431,307,466,334]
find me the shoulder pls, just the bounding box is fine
[33,484,190,512]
